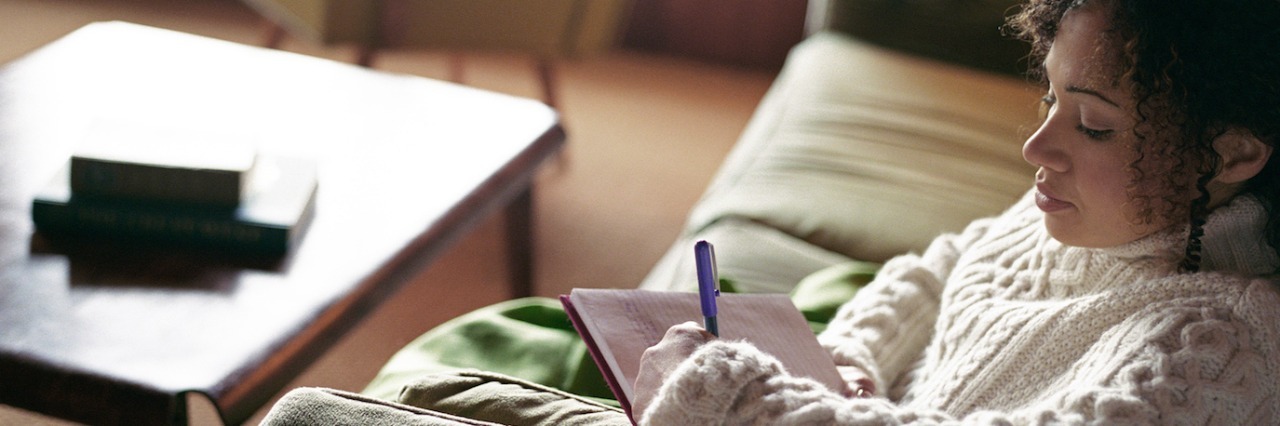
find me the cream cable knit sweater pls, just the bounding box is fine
[641,190,1280,425]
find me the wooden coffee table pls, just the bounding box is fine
[0,22,564,425]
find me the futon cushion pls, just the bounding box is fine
[683,32,1039,267]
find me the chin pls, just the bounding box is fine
[1043,220,1110,248]
[1043,220,1149,249]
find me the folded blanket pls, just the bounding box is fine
[398,370,629,426]
[262,387,504,425]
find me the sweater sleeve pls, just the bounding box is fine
[640,279,1280,425]
[815,212,998,396]
[638,340,953,425]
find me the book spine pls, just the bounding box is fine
[70,157,244,207]
[31,199,289,255]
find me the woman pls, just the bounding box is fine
[631,0,1280,423]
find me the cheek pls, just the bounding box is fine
[1076,151,1142,218]
[1079,149,1134,190]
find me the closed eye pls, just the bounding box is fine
[1076,124,1115,140]
[1044,92,1116,141]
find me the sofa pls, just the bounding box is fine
[262,0,1043,424]
[636,0,1040,295]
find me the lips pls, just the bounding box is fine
[1034,183,1074,213]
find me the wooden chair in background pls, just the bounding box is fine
[243,0,633,109]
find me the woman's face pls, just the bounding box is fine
[1022,5,1173,248]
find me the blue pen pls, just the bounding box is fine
[695,240,720,337]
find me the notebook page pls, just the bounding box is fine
[569,288,845,402]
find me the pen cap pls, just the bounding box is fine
[695,240,718,316]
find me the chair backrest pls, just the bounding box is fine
[243,0,634,57]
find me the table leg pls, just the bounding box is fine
[260,19,285,49]
[505,187,535,298]
[535,59,558,109]
[356,45,378,68]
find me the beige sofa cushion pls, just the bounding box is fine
[685,32,1041,265]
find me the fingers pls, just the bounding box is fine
[633,322,716,419]
[641,322,714,367]
[665,321,716,343]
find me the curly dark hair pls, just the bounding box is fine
[1006,0,1280,272]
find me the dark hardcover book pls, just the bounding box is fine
[33,155,317,256]
[70,123,257,208]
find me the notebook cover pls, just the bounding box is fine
[560,294,636,420]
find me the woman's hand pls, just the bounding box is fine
[838,365,876,398]
[631,322,715,420]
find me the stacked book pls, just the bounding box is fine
[31,125,318,256]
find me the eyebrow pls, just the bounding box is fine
[1066,85,1120,108]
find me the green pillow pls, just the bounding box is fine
[790,261,879,333]
[363,298,614,403]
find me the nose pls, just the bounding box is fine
[1023,119,1069,173]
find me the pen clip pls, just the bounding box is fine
[709,246,719,297]
[695,240,719,311]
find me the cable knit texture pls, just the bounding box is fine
[641,189,1280,425]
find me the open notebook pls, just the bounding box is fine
[560,288,844,419]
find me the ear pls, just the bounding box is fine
[1214,130,1273,184]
